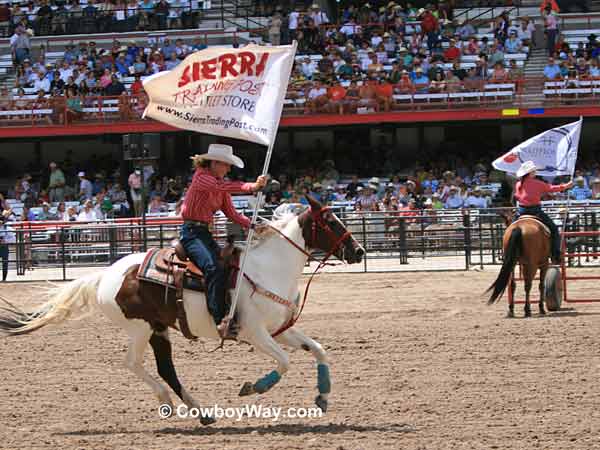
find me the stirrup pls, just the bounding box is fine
[217,317,238,340]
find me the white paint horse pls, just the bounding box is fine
[0,196,364,425]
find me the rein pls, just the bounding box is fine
[262,207,352,338]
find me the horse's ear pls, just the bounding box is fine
[305,194,322,211]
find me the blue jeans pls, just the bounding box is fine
[0,244,8,281]
[517,205,561,261]
[180,223,225,325]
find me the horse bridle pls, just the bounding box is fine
[306,206,353,263]
[262,206,354,338]
[265,206,353,264]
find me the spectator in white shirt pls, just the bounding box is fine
[300,57,317,79]
[339,18,360,36]
[310,4,329,26]
[77,199,98,221]
[33,74,50,93]
[59,61,74,83]
[518,19,533,45]
[444,186,464,209]
[370,31,383,48]
[78,171,93,200]
[307,80,327,99]
[464,187,488,208]
[289,8,300,36]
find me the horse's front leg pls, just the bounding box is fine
[239,327,289,397]
[275,327,331,412]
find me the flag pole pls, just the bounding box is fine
[223,41,298,334]
[559,116,583,265]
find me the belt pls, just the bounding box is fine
[183,220,210,227]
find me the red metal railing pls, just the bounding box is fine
[508,230,600,306]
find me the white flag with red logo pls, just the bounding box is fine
[492,118,582,177]
[142,43,297,146]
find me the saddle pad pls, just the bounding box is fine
[514,215,551,236]
[137,248,173,287]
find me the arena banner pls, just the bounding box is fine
[142,42,297,146]
[492,118,582,177]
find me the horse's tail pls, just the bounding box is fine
[0,272,103,336]
[486,227,522,304]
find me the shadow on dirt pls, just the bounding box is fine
[57,422,416,437]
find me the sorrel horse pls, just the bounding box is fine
[486,214,551,318]
[0,196,364,424]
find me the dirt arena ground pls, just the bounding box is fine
[1,269,600,450]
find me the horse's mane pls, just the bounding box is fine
[249,204,307,248]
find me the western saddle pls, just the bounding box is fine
[139,237,239,340]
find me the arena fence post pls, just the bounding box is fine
[15,229,24,276]
[419,214,426,258]
[60,227,67,281]
[478,214,484,270]
[399,218,408,265]
[108,225,118,264]
[462,210,471,270]
[361,215,367,273]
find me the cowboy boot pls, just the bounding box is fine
[217,316,238,340]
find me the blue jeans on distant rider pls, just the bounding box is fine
[180,223,225,326]
[516,205,561,262]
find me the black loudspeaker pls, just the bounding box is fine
[141,133,160,159]
[123,134,141,160]
[123,133,160,160]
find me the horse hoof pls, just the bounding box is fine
[524,310,532,318]
[506,311,515,319]
[200,415,216,426]
[539,308,546,316]
[239,381,255,397]
[315,395,328,413]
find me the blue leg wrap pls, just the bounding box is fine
[317,363,331,394]
[254,370,281,394]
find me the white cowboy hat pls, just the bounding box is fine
[192,144,244,168]
[516,160,537,178]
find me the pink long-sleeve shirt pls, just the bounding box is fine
[514,177,567,206]
[181,168,254,228]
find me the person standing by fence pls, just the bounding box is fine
[48,162,66,203]
[543,4,558,56]
[0,211,15,281]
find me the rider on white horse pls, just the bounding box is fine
[180,144,267,338]
[513,160,573,264]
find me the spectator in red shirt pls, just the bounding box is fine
[131,74,143,95]
[327,79,347,114]
[375,78,393,111]
[443,39,461,62]
[180,144,267,338]
[420,9,439,50]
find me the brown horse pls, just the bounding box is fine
[486,215,551,317]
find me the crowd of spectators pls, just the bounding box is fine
[280,3,532,112]
[0,0,203,38]
[5,33,218,122]
[542,32,600,81]
[2,1,536,120]
[4,154,600,224]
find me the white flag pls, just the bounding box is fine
[492,118,582,177]
[142,43,297,146]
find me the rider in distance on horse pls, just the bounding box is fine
[180,144,267,339]
[513,160,573,264]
